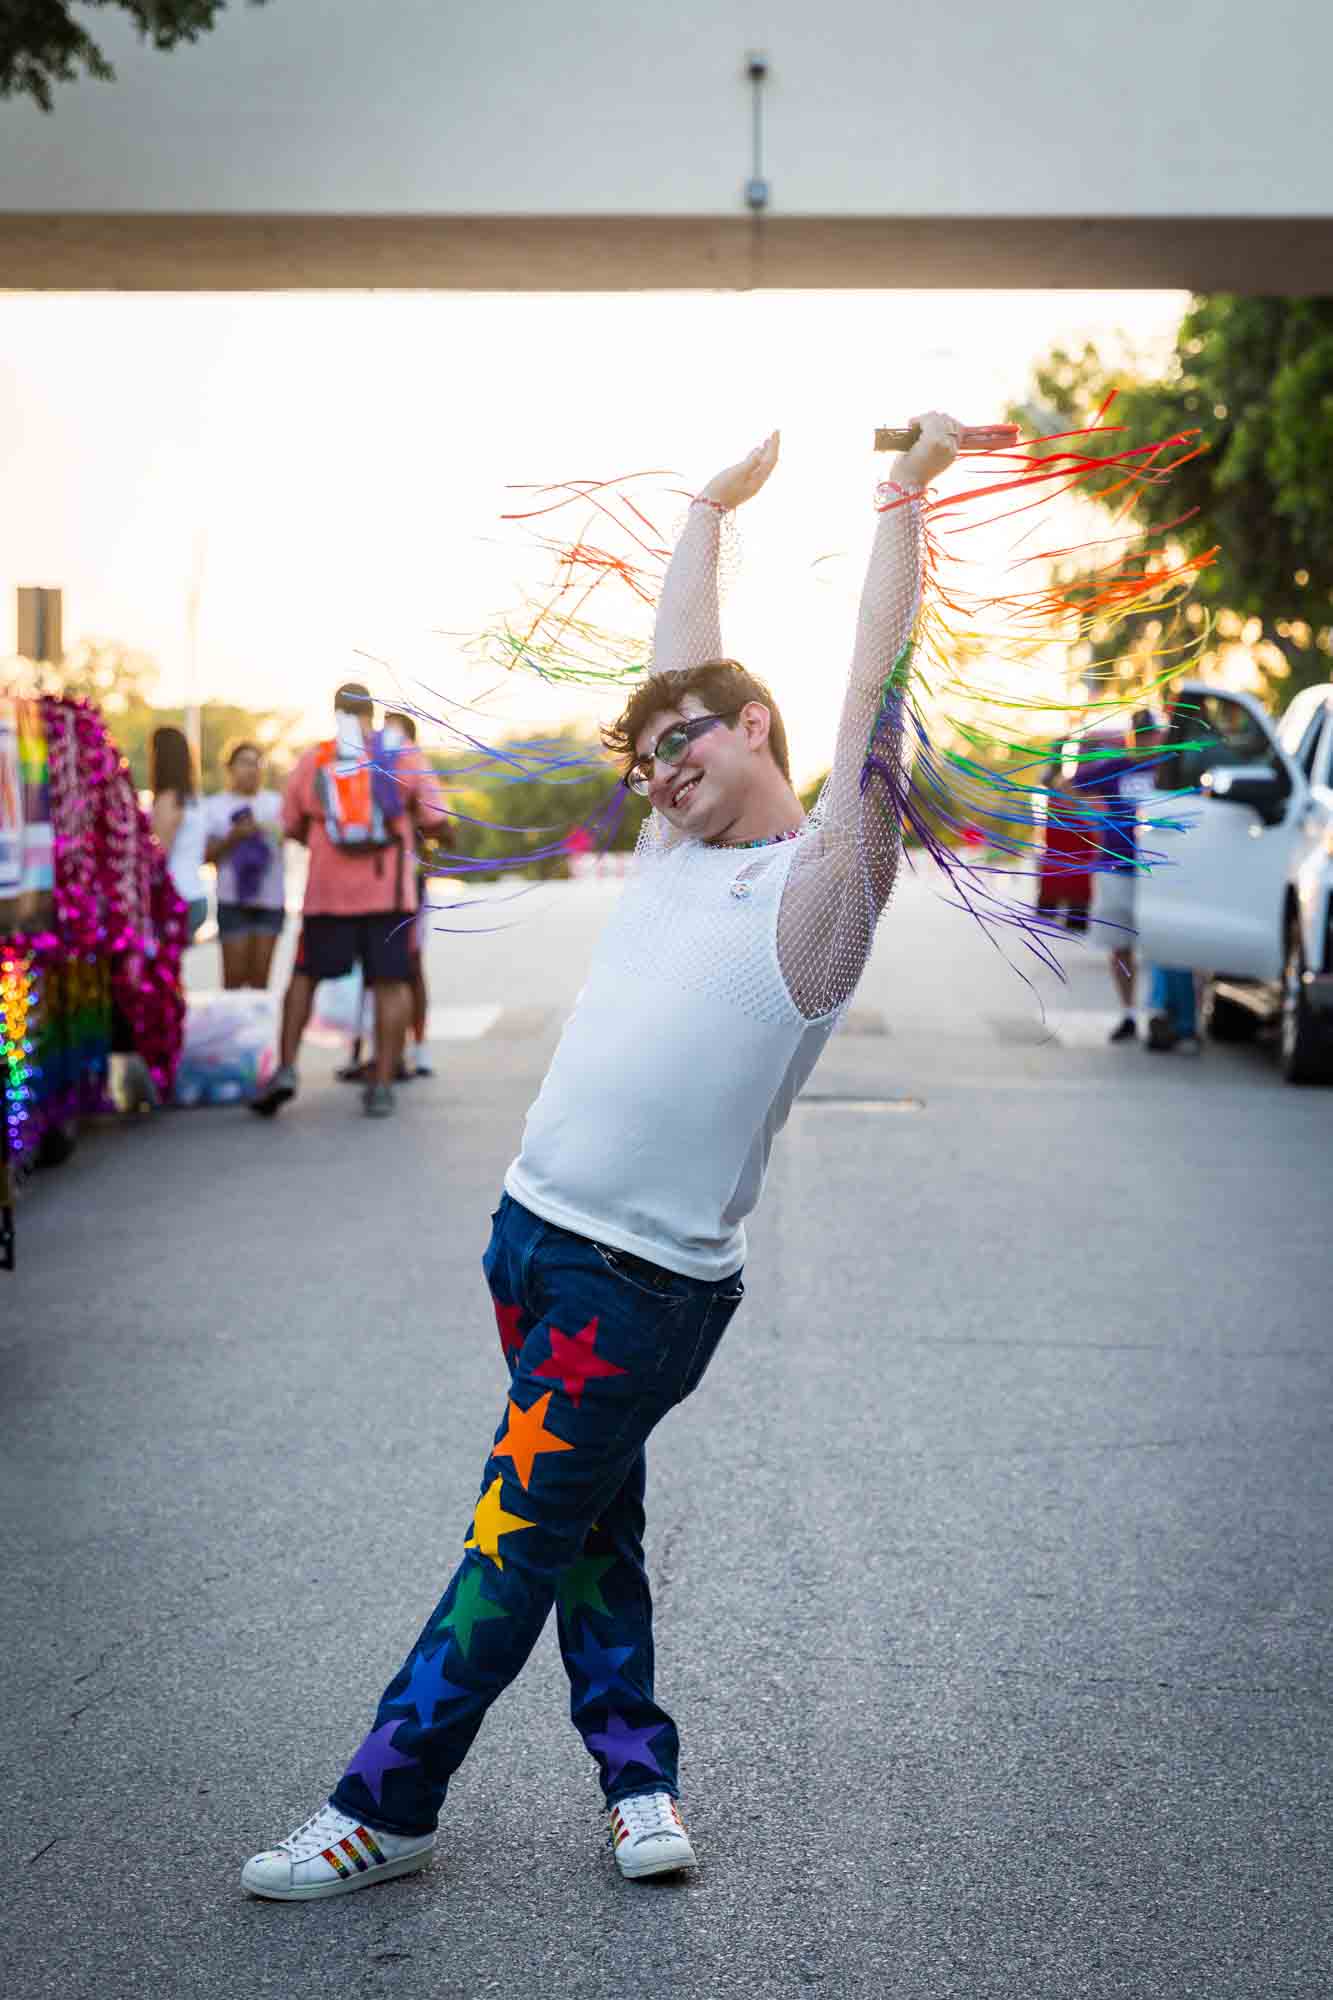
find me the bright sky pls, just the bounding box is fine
[0,288,1188,785]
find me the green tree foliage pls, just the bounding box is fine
[121,700,302,792]
[1,1,267,113]
[19,633,300,790]
[34,634,158,712]
[434,729,647,881]
[1014,298,1333,710]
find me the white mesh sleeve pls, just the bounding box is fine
[651,498,728,672]
[634,498,737,860]
[777,490,925,1018]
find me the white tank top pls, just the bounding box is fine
[506,481,924,1280]
[505,838,836,1280]
[167,796,208,905]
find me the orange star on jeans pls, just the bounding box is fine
[492,1390,574,1489]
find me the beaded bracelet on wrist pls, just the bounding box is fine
[874,478,927,511]
[690,495,730,514]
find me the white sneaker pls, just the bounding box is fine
[608,1792,696,1879]
[241,1801,434,1901]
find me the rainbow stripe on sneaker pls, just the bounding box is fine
[320,1826,387,1876]
[609,1798,685,1849]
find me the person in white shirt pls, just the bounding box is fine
[240,414,962,1902]
[202,739,286,989]
[149,725,207,944]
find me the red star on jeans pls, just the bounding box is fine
[493,1299,525,1363]
[533,1317,628,1409]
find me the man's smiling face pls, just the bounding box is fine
[635,694,758,838]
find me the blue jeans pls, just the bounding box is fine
[331,1192,745,1835]
[1149,966,1197,1038]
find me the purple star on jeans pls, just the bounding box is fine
[584,1711,666,1784]
[342,1721,418,1806]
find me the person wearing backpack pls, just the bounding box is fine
[251,683,449,1119]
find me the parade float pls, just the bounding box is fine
[0,692,187,1270]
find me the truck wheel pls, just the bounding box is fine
[1280,924,1333,1085]
[1200,984,1259,1044]
[35,1118,79,1168]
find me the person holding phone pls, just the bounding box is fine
[204,739,286,989]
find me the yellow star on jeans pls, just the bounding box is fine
[464,1476,536,1570]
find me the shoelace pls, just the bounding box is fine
[612,1792,681,1843]
[276,1804,358,1861]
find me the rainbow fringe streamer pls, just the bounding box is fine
[459,403,1218,976]
[860,401,1217,972]
[349,677,635,918]
[373,404,1217,968]
[473,474,682,687]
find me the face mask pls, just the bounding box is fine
[381,723,406,752]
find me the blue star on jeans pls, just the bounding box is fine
[393,1645,472,1729]
[566,1625,635,1702]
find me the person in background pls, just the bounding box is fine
[383,709,449,1078]
[1139,702,1201,1055]
[251,682,448,1120]
[1082,710,1159,1044]
[203,739,286,989]
[334,709,451,1084]
[149,725,208,945]
[1144,967,1202,1055]
[1036,746,1094,934]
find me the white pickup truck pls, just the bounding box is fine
[1136,681,1333,1084]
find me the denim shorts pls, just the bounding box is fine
[217,901,285,938]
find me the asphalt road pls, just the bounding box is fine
[6,870,1331,1999]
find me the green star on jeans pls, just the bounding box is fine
[557,1554,617,1620]
[433,1564,509,1658]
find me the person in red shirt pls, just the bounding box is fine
[251,683,448,1119]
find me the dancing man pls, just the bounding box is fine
[242,412,963,1899]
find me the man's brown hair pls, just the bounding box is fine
[602,659,791,784]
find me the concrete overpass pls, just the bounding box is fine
[1,0,1330,290]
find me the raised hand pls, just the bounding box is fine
[698,430,780,511]
[895,411,964,487]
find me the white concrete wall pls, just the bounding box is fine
[1,0,1326,217]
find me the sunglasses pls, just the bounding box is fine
[624,710,743,796]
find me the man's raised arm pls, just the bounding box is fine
[778,412,962,1016]
[653,432,779,672]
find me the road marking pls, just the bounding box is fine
[404,1004,1124,1048]
[425,1004,504,1040]
[483,1005,555,1039]
[984,1013,1063,1046]
[836,1007,889,1036]
[797,1094,924,1113]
